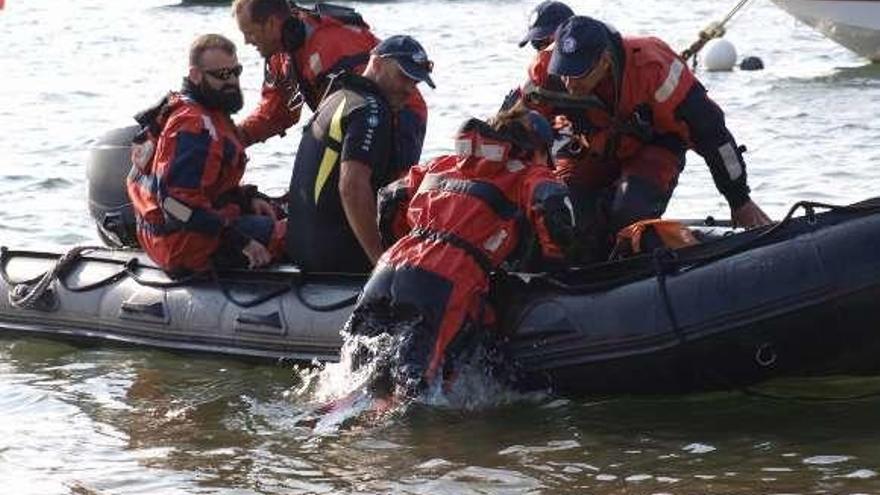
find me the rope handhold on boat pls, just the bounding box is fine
[8,245,101,311]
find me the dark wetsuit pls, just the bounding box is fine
[285,73,393,273]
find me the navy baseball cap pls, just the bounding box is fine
[548,16,614,77]
[518,1,574,48]
[374,35,436,89]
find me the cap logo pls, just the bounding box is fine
[562,36,577,54]
[411,50,427,64]
[528,10,539,27]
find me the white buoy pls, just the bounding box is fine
[702,38,737,72]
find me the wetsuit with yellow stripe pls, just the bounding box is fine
[286,73,393,273]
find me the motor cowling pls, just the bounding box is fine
[86,125,140,248]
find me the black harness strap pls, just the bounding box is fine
[411,227,494,276]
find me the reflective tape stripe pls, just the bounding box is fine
[200,115,218,140]
[654,59,685,103]
[314,95,347,204]
[162,196,193,222]
[309,52,322,76]
[454,139,507,161]
[479,143,506,161]
[719,142,743,181]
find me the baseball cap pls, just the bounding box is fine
[374,35,436,89]
[518,1,574,48]
[548,16,614,78]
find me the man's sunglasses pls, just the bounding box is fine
[380,53,434,73]
[203,64,243,81]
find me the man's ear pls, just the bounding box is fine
[188,66,202,85]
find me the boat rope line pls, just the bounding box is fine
[652,248,686,347]
[680,0,757,65]
[0,246,359,313]
[4,245,104,310]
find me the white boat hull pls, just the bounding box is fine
[772,0,880,61]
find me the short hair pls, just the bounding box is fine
[189,33,237,67]
[232,0,290,23]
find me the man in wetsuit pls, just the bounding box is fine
[286,35,436,273]
[232,0,428,169]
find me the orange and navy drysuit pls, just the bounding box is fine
[127,91,285,274]
[238,7,429,169]
[346,118,575,395]
[555,35,753,240]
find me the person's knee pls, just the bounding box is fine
[609,175,672,232]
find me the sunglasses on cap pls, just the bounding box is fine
[379,52,434,73]
[203,64,243,81]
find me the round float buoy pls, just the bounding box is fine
[702,38,737,72]
[740,56,765,71]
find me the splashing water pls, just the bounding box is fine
[288,319,545,433]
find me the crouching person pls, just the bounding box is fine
[127,34,286,274]
[345,104,576,398]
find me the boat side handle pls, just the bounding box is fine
[234,311,286,335]
[120,300,166,320]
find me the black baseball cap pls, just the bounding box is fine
[374,35,436,89]
[518,1,574,48]
[548,16,614,77]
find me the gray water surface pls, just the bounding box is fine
[2,0,880,493]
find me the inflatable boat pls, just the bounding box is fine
[3,127,880,396]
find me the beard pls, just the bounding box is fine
[201,79,244,114]
[185,77,244,114]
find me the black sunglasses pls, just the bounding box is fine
[203,64,243,80]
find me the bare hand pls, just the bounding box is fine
[731,199,773,229]
[251,197,277,221]
[242,240,272,269]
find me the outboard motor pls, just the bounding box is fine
[86,125,140,248]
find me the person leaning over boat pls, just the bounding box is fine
[546,16,772,255]
[232,0,428,168]
[127,34,286,275]
[285,35,436,273]
[501,1,575,116]
[346,103,576,398]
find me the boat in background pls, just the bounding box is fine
[772,0,880,61]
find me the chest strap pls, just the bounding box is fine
[411,227,494,276]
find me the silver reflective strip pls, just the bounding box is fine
[506,159,525,172]
[654,59,684,103]
[478,143,506,161]
[719,142,743,181]
[309,52,322,75]
[455,139,472,156]
[200,115,218,140]
[162,197,193,223]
